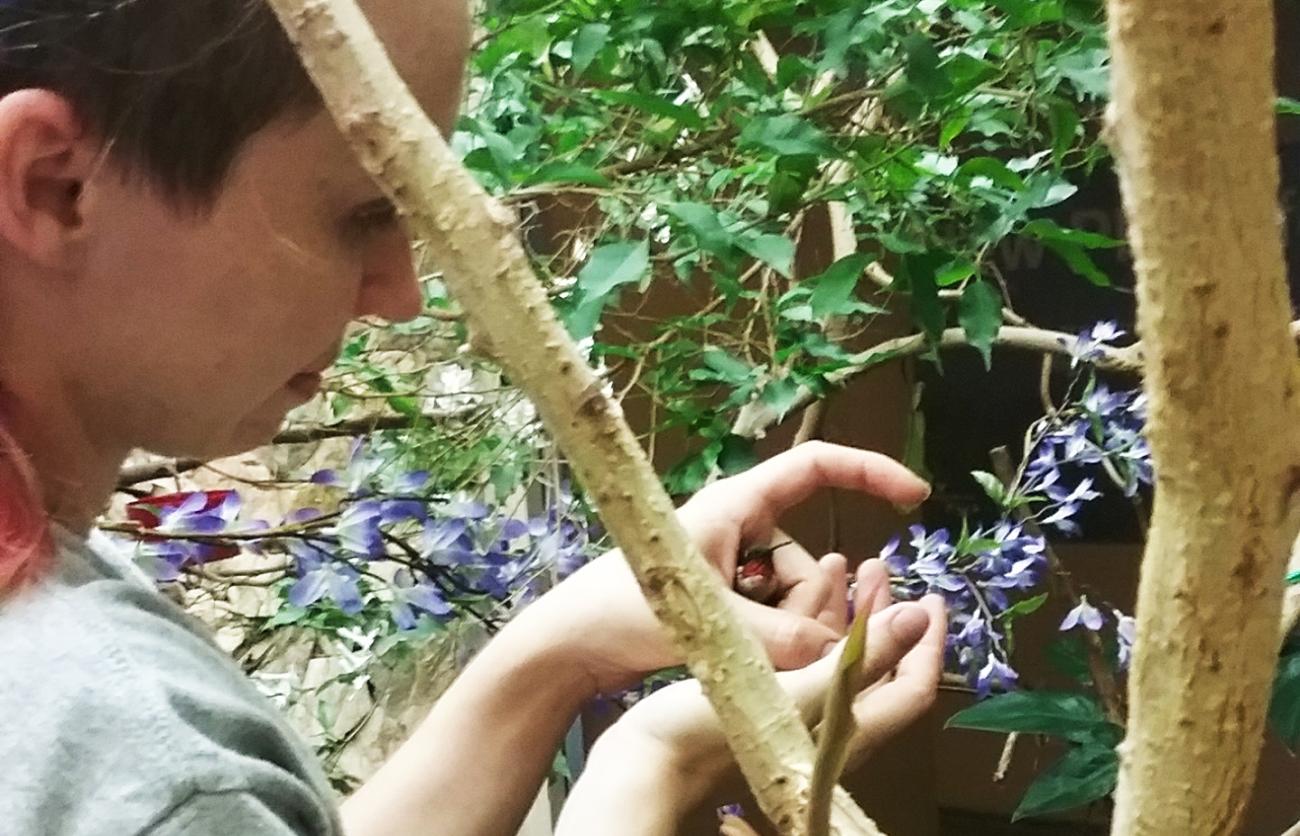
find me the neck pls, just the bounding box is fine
[1,385,127,536]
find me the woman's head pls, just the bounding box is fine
[0,0,470,577]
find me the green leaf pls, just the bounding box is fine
[935,258,978,287]
[570,23,610,77]
[1000,593,1049,623]
[810,253,873,320]
[562,296,608,340]
[387,395,421,417]
[737,233,796,278]
[717,434,758,475]
[701,348,752,383]
[971,470,1006,505]
[947,690,1110,741]
[957,157,1026,191]
[902,33,950,98]
[1270,649,1300,751]
[1023,219,1124,249]
[266,604,308,627]
[739,114,834,157]
[1013,741,1118,821]
[760,376,802,418]
[901,253,947,344]
[1278,96,1300,117]
[1047,100,1081,162]
[523,162,611,188]
[1040,238,1111,287]
[666,202,735,257]
[958,280,1002,368]
[1047,635,1094,685]
[939,111,970,148]
[576,241,651,299]
[597,90,705,131]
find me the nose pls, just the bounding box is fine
[353,226,424,323]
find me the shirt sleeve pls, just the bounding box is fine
[146,790,317,836]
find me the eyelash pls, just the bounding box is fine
[345,203,401,238]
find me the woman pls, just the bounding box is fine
[0,1,945,833]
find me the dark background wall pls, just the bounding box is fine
[586,6,1300,832]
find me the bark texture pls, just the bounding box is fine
[263,0,880,832]
[1105,1,1300,832]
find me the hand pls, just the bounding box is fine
[513,441,931,694]
[562,561,946,829]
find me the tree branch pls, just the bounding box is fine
[732,325,1143,440]
[262,1,878,832]
[115,409,470,489]
[1103,0,1300,831]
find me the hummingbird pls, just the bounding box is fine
[733,540,793,603]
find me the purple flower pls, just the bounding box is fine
[1060,597,1104,632]
[390,567,453,629]
[287,545,363,614]
[336,500,385,557]
[308,439,388,495]
[1071,320,1126,367]
[975,654,1018,698]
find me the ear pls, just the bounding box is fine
[0,90,98,269]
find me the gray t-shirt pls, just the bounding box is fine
[0,529,342,835]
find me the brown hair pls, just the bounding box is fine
[0,1,323,588]
[0,0,322,204]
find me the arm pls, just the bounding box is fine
[339,607,592,836]
[343,443,930,836]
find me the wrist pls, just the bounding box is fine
[591,721,732,811]
[559,728,709,835]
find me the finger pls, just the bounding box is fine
[852,558,891,618]
[814,553,848,632]
[723,442,930,529]
[767,600,931,722]
[848,594,946,756]
[891,592,947,689]
[733,598,841,669]
[770,538,832,619]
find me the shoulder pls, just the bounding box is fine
[0,562,339,835]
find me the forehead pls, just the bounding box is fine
[245,0,471,203]
[361,0,471,132]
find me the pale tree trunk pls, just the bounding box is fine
[263,0,881,833]
[1105,0,1300,833]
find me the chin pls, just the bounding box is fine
[147,406,290,461]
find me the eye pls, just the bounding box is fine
[343,197,401,239]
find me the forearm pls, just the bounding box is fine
[556,728,712,832]
[341,611,593,836]
[556,724,731,836]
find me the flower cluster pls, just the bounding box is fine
[116,440,600,635]
[1022,382,1152,537]
[884,322,1150,696]
[125,490,247,580]
[883,521,1047,697]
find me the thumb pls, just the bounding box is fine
[735,595,841,669]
